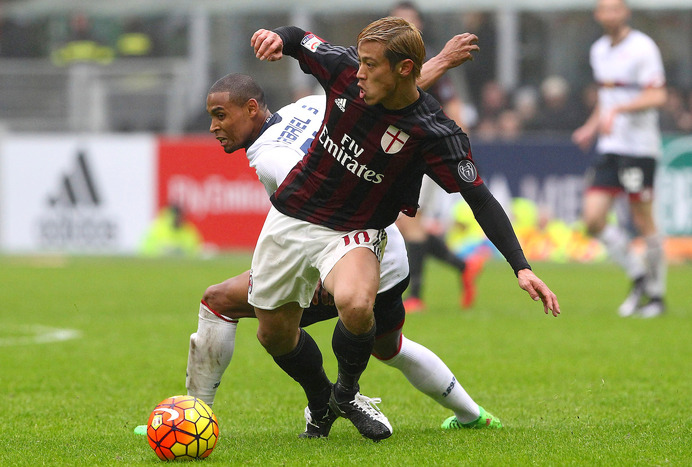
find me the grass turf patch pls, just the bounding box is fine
[1,254,690,465]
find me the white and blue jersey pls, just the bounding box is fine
[245,95,408,293]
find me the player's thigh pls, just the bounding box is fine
[582,189,614,233]
[326,247,380,303]
[324,247,380,332]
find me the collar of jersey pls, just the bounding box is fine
[259,113,283,137]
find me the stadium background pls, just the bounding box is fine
[1,0,691,260]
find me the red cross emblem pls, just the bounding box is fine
[380,125,409,154]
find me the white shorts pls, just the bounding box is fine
[248,206,387,310]
[379,224,409,293]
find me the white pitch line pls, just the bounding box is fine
[0,325,82,346]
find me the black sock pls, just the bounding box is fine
[273,329,332,412]
[406,240,426,298]
[332,319,375,402]
[426,234,466,271]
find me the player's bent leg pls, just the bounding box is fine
[629,198,667,317]
[377,335,492,427]
[585,191,647,315]
[325,248,391,441]
[582,189,614,237]
[186,302,238,407]
[256,305,336,438]
[203,271,256,320]
[326,247,380,334]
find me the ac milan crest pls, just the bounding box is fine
[381,125,409,154]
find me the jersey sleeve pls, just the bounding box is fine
[637,37,666,88]
[249,146,303,196]
[274,26,355,89]
[423,132,481,195]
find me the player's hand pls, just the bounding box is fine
[311,278,334,306]
[571,125,596,151]
[517,269,560,317]
[251,29,284,61]
[438,33,479,68]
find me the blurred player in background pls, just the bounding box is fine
[250,16,559,441]
[572,0,667,318]
[389,1,484,313]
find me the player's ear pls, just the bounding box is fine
[245,98,259,116]
[398,59,415,79]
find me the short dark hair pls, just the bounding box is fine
[208,73,267,109]
[358,17,425,79]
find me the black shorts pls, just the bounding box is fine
[586,153,657,196]
[299,276,409,338]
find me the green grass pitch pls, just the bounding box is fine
[1,254,690,465]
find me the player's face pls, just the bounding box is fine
[595,0,630,34]
[356,40,405,109]
[207,92,255,153]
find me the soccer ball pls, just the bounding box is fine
[146,395,219,461]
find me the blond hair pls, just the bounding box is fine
[357,16,425,79]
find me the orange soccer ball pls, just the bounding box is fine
[146,395,219,461]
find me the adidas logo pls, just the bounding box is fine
[48,151,101,208]
[335,98,347,112]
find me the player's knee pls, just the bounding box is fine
[256,326,294,356]
[256,328,278,354]
[202,283,224,310]
[336,299,375,335]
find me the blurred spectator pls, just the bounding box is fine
[51,13,115,66]
[496,109,523,140]
[513,86,540,132]
[478,80,508,122]
[140,204,202,257]
[460,12,497,111]
[116,18,155,58]
[533,75,582,133]
[473,80,510,140]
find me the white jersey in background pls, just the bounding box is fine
[590,29,666,158]
[245,95,409,293]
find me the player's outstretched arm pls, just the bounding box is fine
[251,29,284,61]
[418,33,479,91]
[517,269,560,317]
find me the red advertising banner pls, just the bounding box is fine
[157,136,270,250]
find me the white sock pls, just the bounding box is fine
[378,335,480,424]
[643,234,667,298]
[186,302,238,407]
[598,224,645,280]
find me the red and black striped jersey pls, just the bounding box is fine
[271,27,483,231]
